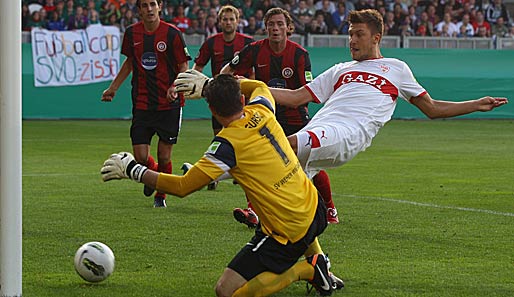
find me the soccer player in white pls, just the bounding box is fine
[266,9,508,178]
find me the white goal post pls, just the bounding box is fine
[0,0,22,296]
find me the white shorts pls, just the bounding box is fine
[295,125,371,178]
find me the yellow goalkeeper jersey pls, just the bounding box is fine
[194,79,319,244]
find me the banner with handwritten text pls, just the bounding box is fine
[31,24,121,87]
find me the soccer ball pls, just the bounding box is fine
[74,241,115,283]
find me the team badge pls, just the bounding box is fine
[141,52,157,70]
[379,64,390,73]
[207,141,221,154]
[282,67,293,79]
[156,41,167,52]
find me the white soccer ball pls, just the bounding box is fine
[74,241,115,283]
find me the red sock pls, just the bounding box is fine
[155,161,171,199]
[312,170,335,209]
[246,196,254,211]
[146,155,158,171]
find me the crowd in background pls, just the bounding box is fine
[23,0,514,39]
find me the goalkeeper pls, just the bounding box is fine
[101,75,344,296]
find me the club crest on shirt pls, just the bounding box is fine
[379,64,390,73]
[282,67,293,79]
[141,52,158,70]
[207,141,221,154]
[156,41,167,52]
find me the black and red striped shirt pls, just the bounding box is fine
[122,20,191,111]
[194,32,254,76]
[229,39,312,128]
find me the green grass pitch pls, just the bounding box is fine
[22,119,514,296]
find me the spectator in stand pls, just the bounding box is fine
[507,26,514,37]
[205,14,220,36]
[245,15,265,35]
[485,0,512,26]
[407,5,418,26]
[399,16,415,37]
[86,0,99,21]
[47,10,66,30]
[256,0,275,14]
[416,11,434,36]
[384,11,401,35]
[475,25,489,37]
[491,16,509,37]
[186,18,206,35]
[242,0,256,21]
[89,8,100,24]
[292,0,315,19]
[123,0,138,15]
[27,11,46,30]
[447,0,463,20]
[315,0,336,33]
[456,13,475,37]
[237,7,249,33]
[99,1,111,24]
[472,10,491,37]
[186,3,201,21]
[388,0,408,15]
[120,8,138,32]
[332,1,350,34]
[172,4,191,33]
[67,5,89,29]
[162,4,174,23]
[355,0,373,11]
[310,12,329,34]
[314,0,336,14]
[106,10,121,28]
[392,3,407,24]
[435,12,458,37]
[39,8,49,26]
[22,3,31,31]
[426,4,440,29]
[62,0,75,25]
[44,0,57,13]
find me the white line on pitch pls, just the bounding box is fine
[338,194,514,217]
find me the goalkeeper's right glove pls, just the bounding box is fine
[101,152,148,182]
[174,69,211,99]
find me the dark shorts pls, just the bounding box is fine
[227,195,328,280]
[281,124,306,137]
[211,115,222,131]
[130,108,182,145]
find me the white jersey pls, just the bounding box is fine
[300,57,426,174]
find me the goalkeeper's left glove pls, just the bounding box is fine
[101,152,148,182]
[174,69,211,99]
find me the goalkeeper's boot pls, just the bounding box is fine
[233,208,259,228]
[327,207,340,224]
[329,272,345,290]
[306,254,333,296]
[153,194,167,208]
[207,181,218,190]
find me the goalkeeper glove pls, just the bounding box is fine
[174,69,212,99]
[101,152,148,182]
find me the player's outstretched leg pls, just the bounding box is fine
[313,170,340,224]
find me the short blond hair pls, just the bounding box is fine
[218,5,239,21]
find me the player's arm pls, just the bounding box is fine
[100,152,213,198]
[240,79,273,101]
[101,59,132,102]
[144,166,212,198]
[268,86,315,108]
[411,93,508,119]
